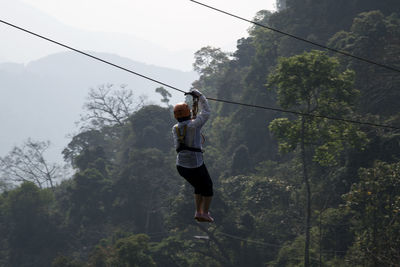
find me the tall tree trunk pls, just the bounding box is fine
[301,116,311,267]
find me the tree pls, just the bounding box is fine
[3,182,65,266]
[268,50,365,266]
[223,20,280,166]
[62,129,113,169]
[193,46,230,77]
[113,148,175,234]
[51,256,84,267]
[155,86,172,107]
[68,168,112,227]
[248,10,274,34]
[79,84,147,129]
[192,46,231,98]
[0,139,64,189]
[328,11,400,116]
[113,234,156,267]
[82,233,156,267]
[231,144,251,175]
[343,161,400,266]
[128,105,174,153]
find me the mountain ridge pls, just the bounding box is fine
[0,51,198,164]
[0,0,196,71]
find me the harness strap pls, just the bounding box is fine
[175,125,187,143]
[175,125,203,153]
[176,144,203,153]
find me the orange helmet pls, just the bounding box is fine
[173,102,190,119]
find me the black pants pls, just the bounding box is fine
[177,164,213,196]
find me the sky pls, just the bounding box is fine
[17,0,276,57]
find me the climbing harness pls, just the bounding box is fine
[175,125,203,153]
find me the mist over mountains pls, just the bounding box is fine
[0,51,198,163]
[0,0,197,70]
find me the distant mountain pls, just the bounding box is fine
[0,0,196,71]
[0,51,198,163]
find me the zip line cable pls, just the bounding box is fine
[1,19,399,130]
[217,231,282,248]
[206,97,400,129]
[0,19,186,94]
[190,0,400,74]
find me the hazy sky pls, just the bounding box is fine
[18,0,276,52]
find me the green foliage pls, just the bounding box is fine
[78,233,156,267]
[52,256,85,267]
[269,50,366,166]
[317,208,353,255]
[231,144,251,175]
[113,234,156,267]
[62,128,117,170]
[3,182,66,266]
[128,105,174,152]
[343,161,400,266]
[155,86,172,107]
[113,147,176,233]
[328,11,400,115]
[267,50,368,266]
[150,235,191,267]
[217,174,298,265]
[269,51,358,111]
[268,117,300,153]
[193,46,230,77]
[270,235,307,267]
[68,168,112,227]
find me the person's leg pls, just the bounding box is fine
[177,165,213,221]
[177,165,201,219]
[194,194,207,221]
[194,194,203,213]
[200,196,214,222]
[197,164,214,222]
[202,196,212,213]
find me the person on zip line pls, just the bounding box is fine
[172,89,214,222]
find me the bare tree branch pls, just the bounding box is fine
[0,139,64,189]
[79,84,147,130]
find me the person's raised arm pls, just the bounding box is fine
[190,89,210,128]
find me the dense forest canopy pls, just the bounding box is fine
[1,0,400,266]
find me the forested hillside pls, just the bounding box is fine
[1,0,400,266]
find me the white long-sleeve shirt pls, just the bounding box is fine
[172,95,210,168]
